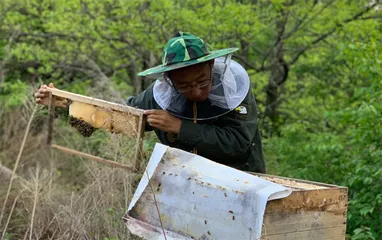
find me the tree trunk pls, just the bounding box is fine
[139,50,157,92]
[263,8,290,135]
[264,42,289,135]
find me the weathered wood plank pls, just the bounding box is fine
[263,210,346,235]
[265,188,348,212]
[254,173,346,189]
[261,183,348,240]
[262,226,345,240]
[46,87,144,116]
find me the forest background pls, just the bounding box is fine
[0,0,381,239]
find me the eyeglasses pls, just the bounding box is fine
[165,63,213,93]
[175,79,211,93]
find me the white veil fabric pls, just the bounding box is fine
[153,55,250,120]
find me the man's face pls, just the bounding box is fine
[169,60,214,102]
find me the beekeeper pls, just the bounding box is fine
[34,32,266,173]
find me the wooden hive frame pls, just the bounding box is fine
[45,87,146,172]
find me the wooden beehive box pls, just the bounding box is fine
[253,173,348,240]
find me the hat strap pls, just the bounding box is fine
[192,101,198,155]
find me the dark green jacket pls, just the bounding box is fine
[126,84,265,173]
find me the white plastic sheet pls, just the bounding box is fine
[124,143,292,240]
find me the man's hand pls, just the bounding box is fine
[144,110,182,134]
[34,83,68,108]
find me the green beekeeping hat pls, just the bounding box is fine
[137,32,239,77]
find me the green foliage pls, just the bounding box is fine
[0,79,29,109]
[0,0,381,238]
[265,22,382,238]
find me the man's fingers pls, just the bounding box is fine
[147,118,163,126]
[147,114,166,122]
[147,117,161,124]
[144,109,165,115]
[34,92,44,98]
[35,98,41,103]
[34,92,47,98]
[147,121,163,130]
[40,88,48,93]
[35,87,48,96]
[145,111,167,122]
[144,110,152,115]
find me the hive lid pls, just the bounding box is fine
[123,143,292,240]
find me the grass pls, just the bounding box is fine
[0,98,157,239]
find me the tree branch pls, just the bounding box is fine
[289,2,381,65]
[356,15,382,20]
[282,0,335,40]
[290,0,336,39]
[260,7,290,70]
[232,54,265,72]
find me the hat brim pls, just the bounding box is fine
[137,48,239,78]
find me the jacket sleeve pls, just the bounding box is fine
[176,90,260,165]
[125,83,157,131]
[125,83,156,109]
